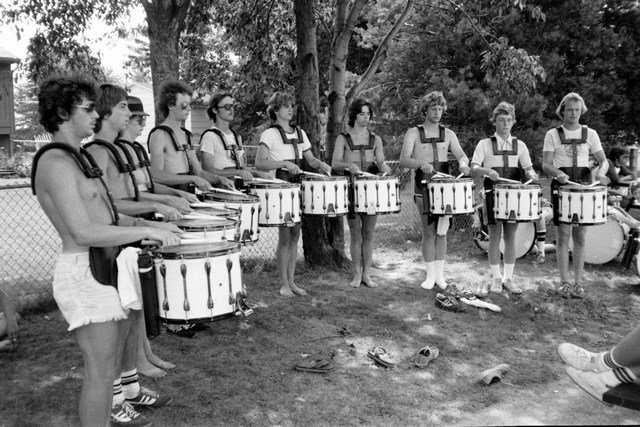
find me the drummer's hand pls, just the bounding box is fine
[285,162,302,175]
[149,221,183,234]
[487,170,500,181]
[348,163,360,175]
[145,228,181,247]
[597,174,609,185]
[319,162,332,176]
[380,164,393,175]
[556,172,569,184]
[420,162,434,175]
[236,169,254,181]
[155,204,183,221]
[528,172,539,182]
[193,176,212,191]
[216,176,235,189]
[177,191,200,204]
[163,196,193,214]
[459,165,471,176]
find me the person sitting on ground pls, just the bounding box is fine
[0,287,19,352]
[559,323,640,404]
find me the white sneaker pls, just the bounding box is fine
[111,401,151,426]
[565,366,616,405]
[558,343,605,372]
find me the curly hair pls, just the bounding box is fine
[490,101,516,123]
[420,91,447,114]
[93,84,128,134]
[206,92,233,121]
[556,92,588,120]
[608,145,630,163]
[38,74,99,134]
[157,81,193,119]
[266,92,295,121]
[347,98,374,127]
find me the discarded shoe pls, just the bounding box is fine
[475,281,490,298]
[414,346,439,368]
[435,293,465,312]
[479,363,510,385]
[167,325,196,338]
[294,359,335,374]
[558,343,604,372]
[367,346,396,368]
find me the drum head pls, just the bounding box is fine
[569,218,625,264]
[202,190,258,203]
[190,206,239,217]
[172,218,236,231]
[153,241,240,259]
[301,175,346,182]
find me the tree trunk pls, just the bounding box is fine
[295,0,348,268]
[141,0,192,124]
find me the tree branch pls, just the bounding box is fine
[441,0,492,48]
[345,0,414,108]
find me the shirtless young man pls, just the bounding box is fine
[542,93,608,298]
[148,81,233,193]
[33,75,180,426]
[399,91,470,290]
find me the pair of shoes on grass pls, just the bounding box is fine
[558,282,584,299]
[435,292,465,312]
[368,346,396,368]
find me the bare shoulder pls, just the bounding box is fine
[148,128,172,146]
[34,150,83,190]
[403,126,419,142]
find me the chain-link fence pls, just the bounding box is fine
[1,160,480,310]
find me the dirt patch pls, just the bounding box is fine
[1,228,640,425]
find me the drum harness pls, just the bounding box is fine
[417,125,451,221]
[484,136,523,224]
[85,139,141,202]
[147,126,196,192]
[200,127,245,169]
[115,138,156,194]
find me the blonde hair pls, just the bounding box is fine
[421,91,447,114]
[491,101,516,123]
[266,92,295,121]
[556,92,588,120]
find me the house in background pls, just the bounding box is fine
[0,46,20,157]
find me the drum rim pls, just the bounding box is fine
[354,175,397,181]
[559,185,607,192]
[201,192,259,202]
[174,218,237,231]
[190,206,240,216]
[429,177,474,183]
[493,183,542,189]
[301,176,347,182]
[247,182,300,189]
[153,241,241,258]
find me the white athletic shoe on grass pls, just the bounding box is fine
[558,343,606,372]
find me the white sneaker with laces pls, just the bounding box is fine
[558,343,605,372]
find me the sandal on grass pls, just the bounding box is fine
[294,359,334,374]
[367,346,396,368]
[414,346,439,368]
[435,293,465,312]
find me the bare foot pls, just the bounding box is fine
[362,275,379,288]
[290,283,307,296]
[349,275,363,288]
[138,359,167,378]
[279,286,295,297]
[143,336,176,370]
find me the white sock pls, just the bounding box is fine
[421,262,435,289]
[503,264,515,281]
[121,369,140,399]
[490,264,501,280]
[434,260,447,289]
[113,378,124,407]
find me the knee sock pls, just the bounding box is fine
[503,264,515,281]
[421,262,436,289]
[596,348,624,371]
[121,369,141,399]
[536,231,546,253]
[434,260,447,289]
[598,366,638,388]
[490,264,501,280]
[113,378,124,406]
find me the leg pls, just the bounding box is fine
[277,227,294,297]
[361,215,378,288]
[612,323,640,367]
[347,216,364,288]
[502,223,522,293]
[417,197,437,289]
[136,309,171,378]
[534,210,549,262]
[556,224,572,285]
[75,320,123,427]
[487,223,503,292]
[571,226,587,295]
[288,224,306,296]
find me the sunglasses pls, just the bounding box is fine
[217,103,237,111]
[132,116,147,125]
[77,103,96,113]
[178,102,192,110]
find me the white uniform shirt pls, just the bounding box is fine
[200,127,245,170]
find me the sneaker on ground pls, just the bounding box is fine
[490,278,503,294]
[534,252,546,264]
[557,282,572,299]
[111,401,151,427]
[503,278,523,294]
[558,343,605,372]
[565,366,615,406]
[475,281,489,298]
[571,283,584,299]
[126,387,173,408]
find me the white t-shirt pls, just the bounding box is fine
[471,133,533,170]
[259,126,312,161]
[542,125,603,169]
[200,127,245,169]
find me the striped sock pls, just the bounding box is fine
[112,378,124,406]
[612,366,638,384]
[121,369,140,399]
[536,231,546,252]
[598,349,623,371]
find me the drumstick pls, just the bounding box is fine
[589,180,601,187]
[523,179,533,185]
[212,187,245,196]
[181,213,229,221]
[566,180,582,186]
[300,171,325,177]
[433,172,455,178]
[190,201,220,209]
[358,171,377,177]
[456,173,465,179]
[253,177,287,183]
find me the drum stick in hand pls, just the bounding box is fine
[300,171,325,177]
[589,181,601,187]
[456,173,465,179]
[523,179,533,185]
[358,171,377,177]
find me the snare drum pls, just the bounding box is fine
[353,175,401,215]
[153,242,246,323]
[426,178,475,215]
[247,182,301,226]
[557,185,607,225]
[201,189,260,243]
[569,217,626,264]
[493,183,542,222]
[172,218,238,243]
[300,175,349,216]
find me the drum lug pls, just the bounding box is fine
[180,262,190,313]
[160,260,169,312]
[227,257,235,305]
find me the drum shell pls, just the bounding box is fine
[353,175,401,215]
[426,178,475,215]
[557,185,607,225]
[568,217,626,264]
[300,176,349,216]
[247,182,301,226]
[153,242,244,323]
[493,184,542,222]
[200,190,260,243]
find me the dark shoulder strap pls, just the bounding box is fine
[581,125,588,143]
[148,125,182,151]
[85,139,131,173]
[270,124,294,144]
[181,127,193,148]
[31,143,96,195]
[201,128,230,150]
[80,148,120,225]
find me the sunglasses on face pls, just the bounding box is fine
[77,103,96,113]
[132,116,147,125]
[217,103,237,111]
[177,102,191,110]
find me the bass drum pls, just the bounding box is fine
[568,217,626,264]
[473,222,536,259]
